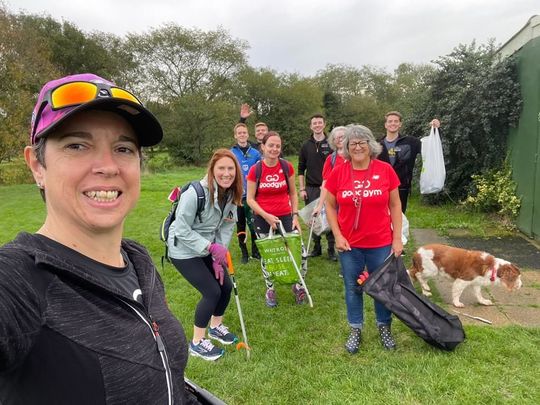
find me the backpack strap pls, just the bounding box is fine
[330,151,337,169]
[190,181,206,222]
[254,161,263,198]
[279,158,290,192]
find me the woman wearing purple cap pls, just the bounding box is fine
[0,74,200,404]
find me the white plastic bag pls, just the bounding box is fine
[401,213,409,245]
[298,198,331,236]
[420,127,445,194]
[313,207,331,236]
[298,198,318,225]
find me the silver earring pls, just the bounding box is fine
[36,182,43,189]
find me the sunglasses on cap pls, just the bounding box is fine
[31,81,142,140]
[46,81,142,110]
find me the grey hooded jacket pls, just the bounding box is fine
[167,176,238,260]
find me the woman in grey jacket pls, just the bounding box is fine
[168,148,243,361]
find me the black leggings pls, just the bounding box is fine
[171,255,232,328]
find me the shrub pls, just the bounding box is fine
[143,150,177,173]
[463,159,521,218]
[406,42,522,202]
[0,159,33,185]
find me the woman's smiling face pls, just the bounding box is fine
[262,135,281,159]
[213,156,236,189]
[27,110,141,236]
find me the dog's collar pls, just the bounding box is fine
[489,266,497,282]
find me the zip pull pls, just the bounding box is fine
[152,321,165,352]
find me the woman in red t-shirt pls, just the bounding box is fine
[313,125,347,217]
[246,131,303,307]
[325,124,402,354]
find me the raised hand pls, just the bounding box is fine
[240,103,252,119]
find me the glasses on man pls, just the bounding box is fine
[349,140,368,148]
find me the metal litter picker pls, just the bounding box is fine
[276,221,313,307]
[226,252,251,358]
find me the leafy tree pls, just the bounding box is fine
[16,13,125,79]
[235,67,282,118]
[390,63,435,120]
[126,24,249,102]
[269,74,324,154]
[315,64,365,99]
[315,63,434,136]
[236,68,323,154]
[315,64,366,127]
[0,5,58,161]
[407,42,522,200]
[155,94,236,165]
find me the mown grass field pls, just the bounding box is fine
[1,163,539,405]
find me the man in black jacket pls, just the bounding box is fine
[298,114,336,260]
[378,111,440,213]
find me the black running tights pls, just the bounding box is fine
[171,254,232,328]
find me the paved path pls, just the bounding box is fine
[410,229,540,327]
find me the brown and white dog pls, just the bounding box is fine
[409,243,522,307]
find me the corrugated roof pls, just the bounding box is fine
[498,15,540,58]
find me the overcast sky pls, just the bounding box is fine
[7,0,540,76]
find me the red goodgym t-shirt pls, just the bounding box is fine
[247,160,295,216]
[325,159,400,248]
[322,153,347,181]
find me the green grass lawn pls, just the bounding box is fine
[1,166,539,405]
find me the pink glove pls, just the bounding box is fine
[212,261,224,285]
[209,243,228,266]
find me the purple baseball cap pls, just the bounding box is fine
[30,73,163,147]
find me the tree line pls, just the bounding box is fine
[0,5,521,201]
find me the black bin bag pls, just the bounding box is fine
[362,254,465,351]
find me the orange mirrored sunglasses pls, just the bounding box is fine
[47,81,141,110]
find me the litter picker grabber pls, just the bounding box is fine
[305,222,314,257]
[276,221,313,308]
[226,252,251,358]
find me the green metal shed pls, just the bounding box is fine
[499,15,540,240]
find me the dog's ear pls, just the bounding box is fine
[510,264,521,275]
[499,263,521,282]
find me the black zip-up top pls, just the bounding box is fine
[298,135,332,187]
[378,133,422,190]
[0,233,197,404]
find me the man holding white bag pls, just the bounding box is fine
[378,111,441,213]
